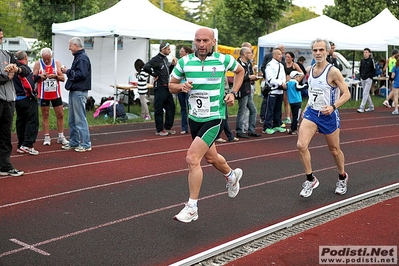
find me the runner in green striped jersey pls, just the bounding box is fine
[169,27,245,223]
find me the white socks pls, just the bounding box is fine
[224,169,235,182]
[188,198,198,208]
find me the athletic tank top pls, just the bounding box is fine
[388,57,397,72]
[307,64,339,111]
[37,58,61,100]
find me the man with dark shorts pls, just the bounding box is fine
[298,38,351,198]
[33,47,68,146]
[169,27,244,223]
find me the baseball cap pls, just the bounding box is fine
[290,71,303,79]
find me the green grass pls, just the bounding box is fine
[12,94,387,133]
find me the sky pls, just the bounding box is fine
[292,0,335,15]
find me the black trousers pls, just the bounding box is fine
[290,102,302,131]
[153,86,175,132]
[16,97,39,148]
[0,100,15,171]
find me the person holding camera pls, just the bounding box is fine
[261,48,287,135]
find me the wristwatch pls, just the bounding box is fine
[230,91,238,98]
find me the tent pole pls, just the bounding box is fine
[113,34,119,123]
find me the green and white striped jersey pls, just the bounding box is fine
[172,52,238,122]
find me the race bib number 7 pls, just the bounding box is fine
[308,86,324,111]
[188,90,210,117]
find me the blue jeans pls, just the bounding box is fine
[68,90,91,148]
[236,94,257,134]
[177,92,188,132]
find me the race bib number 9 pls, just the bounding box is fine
[44,78,57,92]
[308,86,324,110]
[189,90,210,117]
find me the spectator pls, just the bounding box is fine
[372,58,386,95]
[215,76,239,143]
[390,54,399,115]
[326,41,342,71]
[357,48,375,113]
[143,42,177,136]
[134,59,151,120]
[33,47,68,146]
[60,37,92,152]
[235,46,261,138]
[260,44,285,124]
[13,51,39,155]
[286,71,307,135]
[0,27,30,177]
[261,48,287,135]
[383,49,398,108]
[169,27,244,223]
[177,46,194,134]
[283,51,303,124]
[298,38,350,198]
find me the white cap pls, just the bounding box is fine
[290,71,303,79]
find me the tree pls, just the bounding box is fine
[21,0,120,44]
[277,6,318,30]
[0,0,35,37]
[199,0,291,46]
[323,0,399,27]
[149,0,189,21]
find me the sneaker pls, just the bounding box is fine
[281,123,286,128]
[356,108,364,113]
[383,100,391,108]
[173,203,198,223]
[392,110,399,115]
[229,137,239,142]
[262,128,275,134]
[43,135,51,146]
[155,130,168,136]
[283,117,291,124]
[167,130,176,135]
[0,168,24,177]
[259,119,264,124]
[335,173,349,195]
[215,137,227,143]
[180,130,188,135]
[226,168,243,198]
[365,106,374,112]
[57,136,69,145]
[16,148,25,154]
[273,127,286,133]
[20,146,39,155]
[75,146,92,152]
[300,176,319,197]
[144,115,151,121]
[287,129,298,135]
[62,144,79,150]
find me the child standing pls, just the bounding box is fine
[134,59,151,120]
[286,71,308,134]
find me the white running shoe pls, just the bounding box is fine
[174,203,198,223]
[335,173,349,195]
[20,146,39,155]
[43,135,51,146]
[57,136,69,145]
[226,168,243,198]
[383,100,391,108]
[300,176,319,197]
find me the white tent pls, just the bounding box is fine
[353,8,399,46]
[258,15,387,52]
[52,0,213,104]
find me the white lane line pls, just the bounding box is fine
[9,238,50,256]
[1,153,398,258]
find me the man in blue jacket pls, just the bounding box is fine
[61,37,92,152]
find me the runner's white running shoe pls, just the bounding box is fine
[300,176,319,197]
[174,203,198,223]
[335,173,349,195]
[226,168,243,198]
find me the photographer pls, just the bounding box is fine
[262,48,287,135]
